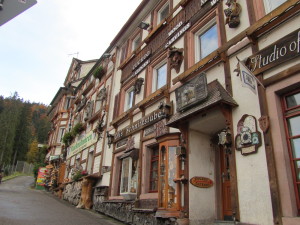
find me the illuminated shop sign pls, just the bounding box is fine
[248,29,300,75]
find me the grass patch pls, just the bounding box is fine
[2,172,32,182]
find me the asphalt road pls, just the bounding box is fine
[0,176,124,225]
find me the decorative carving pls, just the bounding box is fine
[84,101,94,121]
[168,47,184,73]
[158,102,172,118]
[93,111,106,140]
[155,120,168,137]
[218,127,232,147]
[133,78,144,94]
[224,0,242,28]
[235,114,262,156]
[125,137,135,151]
[106,131,114,148]
[258,115,270,133]
[97,87,107,102]
[76,96,87,112]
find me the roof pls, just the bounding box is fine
[167,80,238,127]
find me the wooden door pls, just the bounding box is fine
[220,146,233,220]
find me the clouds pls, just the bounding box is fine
[0,0,141,104]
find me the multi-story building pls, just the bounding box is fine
[47,0,300,224]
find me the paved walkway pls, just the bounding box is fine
[0,176,124,225]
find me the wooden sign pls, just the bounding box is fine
[190,176,213,188]
[175,72,208,112]
[114,109,164,142]
[247,29,300,75]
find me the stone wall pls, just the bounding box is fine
[62,181,82,206]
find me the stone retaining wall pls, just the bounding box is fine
[62,181,82,206]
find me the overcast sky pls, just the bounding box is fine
[0,0,142,105]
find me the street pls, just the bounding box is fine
[0,176,124,225]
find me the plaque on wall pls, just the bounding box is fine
[235,114,262,156]
[175,72,208,112]
[190,176,213,188]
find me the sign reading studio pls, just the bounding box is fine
[248,29,300,75]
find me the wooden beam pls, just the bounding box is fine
[263,63,300,87]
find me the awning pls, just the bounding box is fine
[167,80,238,127]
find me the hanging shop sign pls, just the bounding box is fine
[67,130,98,159]
[190,176,213,188]
[247,29,300,75]
[235,114,262,156]
[114,109,165,142]
[175,72,208,112]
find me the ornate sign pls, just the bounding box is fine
[190,176,213,188]
[235,114,262,155]
[175,72,208,112]
[114,109,165,142]
[116,138,128,148]
[247,29,300,75]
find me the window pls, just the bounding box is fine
[149,147,159,192]
[282,90,300,211]
[120,43,128,64]
[64,98,71,110]
[125,87,135,111]
[57,127,65,143]
[264,0,287,13]
[195,20,218,62]
[120,157,138,194]
[132,34,141,52]
[157,139,181,210]
[157,2,169,24]
[153,62,167,92]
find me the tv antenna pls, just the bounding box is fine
[68,52,79,58]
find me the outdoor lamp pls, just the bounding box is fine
[138,21,150,30]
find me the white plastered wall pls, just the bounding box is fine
[230,47,273,225]
[189,130,216,224]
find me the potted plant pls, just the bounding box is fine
[93,65,106,79]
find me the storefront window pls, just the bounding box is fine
[120,157,138,194]
[149,147,159,192]
[282,90,300,211]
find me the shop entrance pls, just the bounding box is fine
[220,145,232,220]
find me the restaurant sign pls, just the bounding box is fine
[248,29,300,75]
[190,176,213,188]
[114,109,165,142]
[175,72,208,112]
[67,130,97,159]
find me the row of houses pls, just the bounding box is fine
[46,0,300,224]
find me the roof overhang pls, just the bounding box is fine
[167,80,238,128]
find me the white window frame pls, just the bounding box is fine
[120,157,133,194]
[124,87,135,111]
[194,19,218,62]
[152,61,167,92]
[263,0,287,13]
[157,2,169,24]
